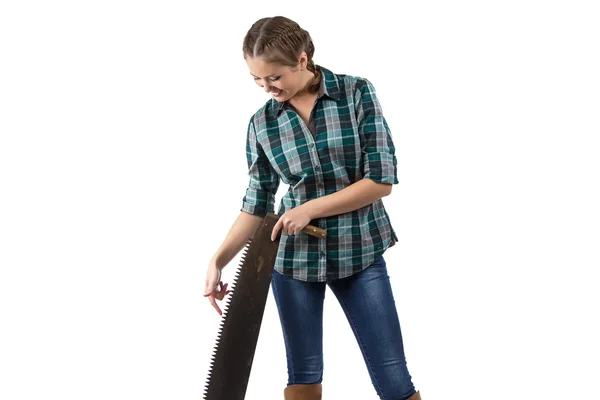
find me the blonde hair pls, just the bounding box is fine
[242,16,321,94]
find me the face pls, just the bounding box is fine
[245,55,305,102]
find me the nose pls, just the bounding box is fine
[262,82,271,93]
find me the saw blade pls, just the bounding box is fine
[203,212,280,400]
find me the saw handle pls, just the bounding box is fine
[301,224,326,238]
[266,212,327,238]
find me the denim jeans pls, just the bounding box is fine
[270,255,417,400]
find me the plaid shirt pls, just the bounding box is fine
[240,65,399,282]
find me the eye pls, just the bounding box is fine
[252,76,281,83]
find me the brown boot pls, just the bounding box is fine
[283,383,322,400]
[407,390,422,400]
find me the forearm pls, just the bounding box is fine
[211,211,263,269]
[302,178,391,219]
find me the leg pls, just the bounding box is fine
[328,255,418,400]
[271,269,326,387]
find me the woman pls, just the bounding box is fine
[204,16,421,400]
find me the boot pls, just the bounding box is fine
[407,390,422,400]
[283,383,322,400]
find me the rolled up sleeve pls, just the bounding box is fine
[355,78,399,185]
[240,118,280,217]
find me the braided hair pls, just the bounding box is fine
[242,16,321,94]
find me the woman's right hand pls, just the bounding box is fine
[204,260,231,316]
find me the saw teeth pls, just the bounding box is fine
[204,216,278,399]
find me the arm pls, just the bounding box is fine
[239,119,280,217]
[303,178,391,219]
[210,211,263,269]
[210,118,280,269]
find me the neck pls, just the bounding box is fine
[295,69,318,98]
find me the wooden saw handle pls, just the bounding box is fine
[301,224,327,238]
[266,212,327,238]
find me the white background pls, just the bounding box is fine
[1,1,599,399]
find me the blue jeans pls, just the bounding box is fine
[270,255,417,400]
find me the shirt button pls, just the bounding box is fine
[320,251,326,257]
[309,142,314,148]
[315,165,320,170]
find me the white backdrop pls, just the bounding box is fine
[1,1,599,399]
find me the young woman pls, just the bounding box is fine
[204,16,422,400]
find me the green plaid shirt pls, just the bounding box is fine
[241,65,399,282]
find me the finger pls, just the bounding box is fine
[215,282,227,300]
[271,220,278,235]
[271,221,281,241]
[208,296,222,315]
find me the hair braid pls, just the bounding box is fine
[242,16,321,94]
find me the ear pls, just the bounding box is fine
[298,51,308,70]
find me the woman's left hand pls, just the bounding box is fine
[271,205,313,241]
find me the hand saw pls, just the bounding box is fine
[203,211,327,400]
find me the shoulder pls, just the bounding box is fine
[318,65,374,101]
[318,65,376,102]
[348,74,377,98]
[346,75,381,108]
[247,100,275,133]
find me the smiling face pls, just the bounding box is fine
[245,54,311,102]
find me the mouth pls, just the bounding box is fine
[270,88,283,98]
